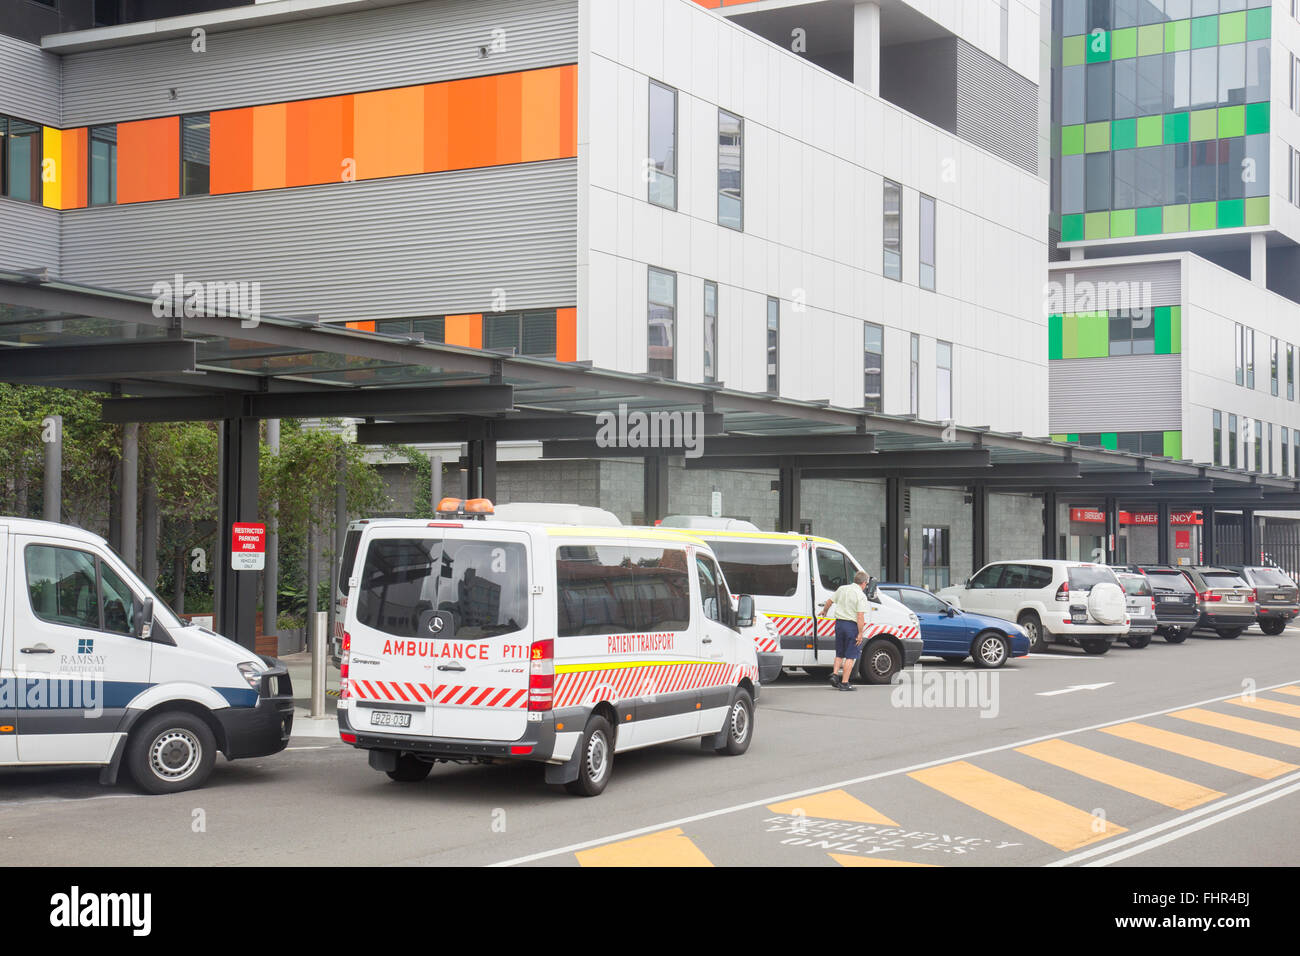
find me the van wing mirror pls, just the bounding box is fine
[866,581,879,603]
[736,595,755,629]
[134,596,154,640]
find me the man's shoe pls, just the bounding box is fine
[829,673,841,687]
[839,682,856,692]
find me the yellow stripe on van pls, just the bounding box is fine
[556,660,699,674]
[685,529,837,544]
[543,527,708,544]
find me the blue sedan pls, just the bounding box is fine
[878,584,1031,668]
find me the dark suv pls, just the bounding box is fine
[1222,565,1299,635]
[1122,565,1197,643]
[1181,566,1257,639]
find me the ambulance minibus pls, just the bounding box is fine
[337,499,761,796]
[656,521,923,684]
[0,517,294,794]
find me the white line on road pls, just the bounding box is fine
[1036,682,1115,696]
[490,676,1300,867]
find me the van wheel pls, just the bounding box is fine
[715,688,754,756]
[1019,612,1047,652]
[565,716,614,797]
[387,754,432,782]
[1081,639,1110,655]
[858,639,902,685]
[972,632,1009,669]
[126,712,216,795]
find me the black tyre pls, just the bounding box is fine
[1081,639,1111,655]
[565,715,614,797]
[126,711,217,795]
[1217,629,1243,640]
[857,639,902,685]
[972,631,1010,669]
[1260,618,1287,636]
[1164,629,1188,644]
[940,655,968,664]
[714,688,754,756]
[803,666,833,680]
[386,754,432,782]
[1018,612,1048,652]
[1125,635,1152,649]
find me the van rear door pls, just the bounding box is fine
[0,526,13,764]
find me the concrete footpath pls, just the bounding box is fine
[279,651,341,739]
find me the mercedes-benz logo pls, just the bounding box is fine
[427,616,444,634]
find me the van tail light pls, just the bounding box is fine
[528,639,555,712]
[340,631,351,699]
[1055,582,1069,602]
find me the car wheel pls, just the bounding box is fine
[1125,635,1151,649]
[1081,639,1110,655]
[940,655,968,664]
[714,688,754,756]
[126,711,217,795]
[565,715,614,797]
[1217,629,1243,640]
[858,639,902,685]
[386,754,432,782]
[1164,628,1189,644]
[972,631,1009,669]
[1260,618,1287,635]
[1018,612,1047,652]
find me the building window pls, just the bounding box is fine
[921,527,950,591]
[1269,422,1275,474]
[648,81,677,210]
[1289,344,1295,401]
[374,316,446,341]
[864,323,883,412]
[89,125,117,206]
[766,297,780,394]
[94,1,122,26]
[1235,324,1244,384]
[1109,308,1156,355]
[936,341,953,422]
[647,267,676,378]
[919,194,936,291]
[883,180,902,281]
[703,281,718,383]
[181,113,210,196]
[1272,338,1280,396]
[1285,427,1291,477]
[2,116,42,203]
[1213,410,1222,466]
[1229,414,1238,469]
[1256,419,1264,473]
[909,333,919,416]
[717,109,743,230]
[483,311,557,357]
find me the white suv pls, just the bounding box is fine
[937,560,1128,655]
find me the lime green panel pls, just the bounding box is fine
[1086,29,1111,62]
[1112,117,1137,150]
[1062,34,1086,66]
[1246,101,1270,134]
[1077,313,1109,358]
[1245,196,1270,226]
[1085,211,1110,240]
[1135,205,1164,235]
[1136,114,1163,147]
[1190,201,1217,230]
[1085,121,1111,152]
[1111,209,1136,237]
[1049,314,1063,360]
[1190,15,1218,48]
[1154,305,1172,353]
[1062,313,1079,358]
[1100,433,1119,450]
[1218,198,1245,228]
[1051,434,1069,443]
[1247,6,1271,41]
[1189,108,1218,141]
[1166,19,1191,51]
[1163,431,1183,460]
[1164,111,1190,143]
[1111,27,1138,59]
[1163,204,1190,232]
[1062,124,1086,155]
[1170,306,1181,353]
[1218,105,1245,138]
[1219,11,1247,45]
[1138,23,1164,56]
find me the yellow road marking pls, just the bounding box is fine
[909,761,1125,852]
[1017,739,1222,810]
[1170,708,1300,748]
[575,827,712,867]
[831,854,937,867]
[1100,722,1297,779]
[767,789,898,825]
[1274,686,1300,698]
[1226,696,1300,719]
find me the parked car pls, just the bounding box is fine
[1114,571,1156,648]
[937,560,1128,655]
[1128,565,1199,643]
[1221,565,1300,635]
[878,584,1030,667]
[1179,566,1257,639]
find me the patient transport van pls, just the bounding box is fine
[338,500,760,796]
[656,523,923,683]
[0,517,293,793]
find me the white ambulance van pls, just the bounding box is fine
[0,517,294,793]
[337,500,761,796]
[656,523,923,684]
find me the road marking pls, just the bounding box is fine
[767,789,897,825]
[1016,739,1222,810]
[1274,685,1300,698]
[908,761,1125,851]
[831,854,936,867]
[1036,682,1115,697]
[489,677,1300,867]
[1170,708,1300,748]
[285,746,328,751]
[0,793,140,808]
[1225,695,1300,719]
[574,827,712,867]
[1099,722,1298,779]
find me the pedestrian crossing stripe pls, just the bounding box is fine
[1274,686,1300,698]
[767,789,898,825]
[830,854,937,867]
[575,828,712,867]
[1170,707,1300,748]
[1100,722,1298,779]
[1016,739,1223,810]
[1225,695,1300,720]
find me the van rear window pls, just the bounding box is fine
[354,537,528,639]
[1067,567,1118,590]
[338,529,363,593]
[709,541,800,597]
[556,545,690,637]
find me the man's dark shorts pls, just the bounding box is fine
[834,619,861,659]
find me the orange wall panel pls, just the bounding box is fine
[251,103,287,191]
[494,71,523,165]
[520,67,563,164]
[444,314,483,349]
[354,86,424,180]
[117,116,179,204]
[423,82,450,173]
[559,64,577,157]
[556,307,577,362]
[210,107,254,194]
[67,127,88,208]
[447,75,497,171]
[295,94,354,187]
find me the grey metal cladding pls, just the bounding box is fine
[59,160,577,322]
[1049,260,1182,309]
[59,0,578,126]
[954,38,1038,176]
[1049,354,1182,433]
[0,201,60,276]
[0,34,61,126]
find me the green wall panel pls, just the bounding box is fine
[1085,211,1110,239]
[1111,27,1138,59]
[1101,433,1119,450]
[1049,315,1063,360]
[1137,23,1164,56]
[1246,101,1269,134]
[1190,15,1218,48]
[1245,196,1270,226]
[1171,306,1181,353]
[1189,108,1217,141]
[1085,121,1111,152]
[1218,11,1247,45]
[1136,114,1163,146]
[1062,124,1085,155]
[1086,30,1111,62]
[1218,198,1245,228]
[1112,117,1137,149]
[1135,206,1163,235]
[1246,6,1271,41]
[1062,213,1085,241]
[1154,305,1172,353]
[1163,431,1182,460]
[1077,312,1109,358]
[1218,105,1245,138]
[1163,204,1189,232]
[1165,19,1191,51]
[1111,208,1136,236]
[1164,111,1190,143]
[1190,201,1217,230]
[1062,34,1086,66]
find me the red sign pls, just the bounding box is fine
[1175,530,1190,550]
[231,522,266,571]
[1069,509,1202,526]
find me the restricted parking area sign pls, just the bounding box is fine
[231,522,266,571]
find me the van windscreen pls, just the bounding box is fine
[709,540,801,597]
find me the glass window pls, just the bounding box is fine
[1138,0,1168,26]
[1065,0,1088,35]
[1284,428,1291,477]
[1213,409,1222,465]
[1063,65,1087,125]
[1135,144,1169,206]
[1272,338,1280,395]
[921,528,950,590]
[1246,329,1255,387]
[696,555,728,624]
[95,0,122,26]
[883,180,902,280]
[1087,62,1114,122]
[909,333,919,416]
[1114,0,1140,28]
[1086,152,1112,211]
[100,562,137,636]
[817,548,852,590]
[6,117,42,203]
[1288,343,1294,399]
[703,281,718,383]
[1062,154,1086,214]
[896,587,949,614]
[864,322,883,412]
[89,125,117,206]
[1235,324,1244,384]
[181,113,209,196]
[710,540,800,597]
[1136,53,1164,115]
[1219,137,1246,200]
[766,297,780,394]
[556,544,689,636]
[1249,42,1271,105]
[718,109,743,230]
[1088,0,1113,32]
[648,80,677,209]
[1191,0,1219,15]
[1244,133,1269,197]
[1190,47,1218,109]
[1189,140,1219,203]
[1229,413,1238,467]
[1166,0,1191,17]
[1168,50,1191,111]
[1114,59,1139,120]
[968,564,1006,589]
[483,311,557,357]
[936,340,953,421]
[919,194,936,291]
[648,267,676,378]
[1114,148,1138,208]
[25,545,101,631]
[1110,312,1134,354]
[1220,43,1246,106]
[1169,142,1191,204]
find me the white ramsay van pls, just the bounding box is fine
[338,509,761,796]
[655,525,923,684]
[0,517,294,793]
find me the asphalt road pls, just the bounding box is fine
[2,624,1299,867]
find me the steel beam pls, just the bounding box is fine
[0,339,197,379]
[356,413,726,445]
[1157,500,1170,565]
[777,460,802,533]
[972,482,989,572]
[544,433,879,461]
[885,477,905,582]
[1042,491,1059,559]
[217,416,259,650]
[1203,505,1217,564]
[684,449,992,471]
[644,457,670,525]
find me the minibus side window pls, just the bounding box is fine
[338,529,363,592]
[99,562,137,635]
[710,541,800,597]
[816,548,851,590]
[696,555,728,623]
[25,544,101,631]
[556,544,690,637]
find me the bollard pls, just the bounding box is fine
[311,610,328,718]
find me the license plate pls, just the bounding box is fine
[1274,593,1288,601]
[370,711,411,728]
[1071,609,1088,624]
[1227,595,1243,603]
[1159,596,1180,603]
